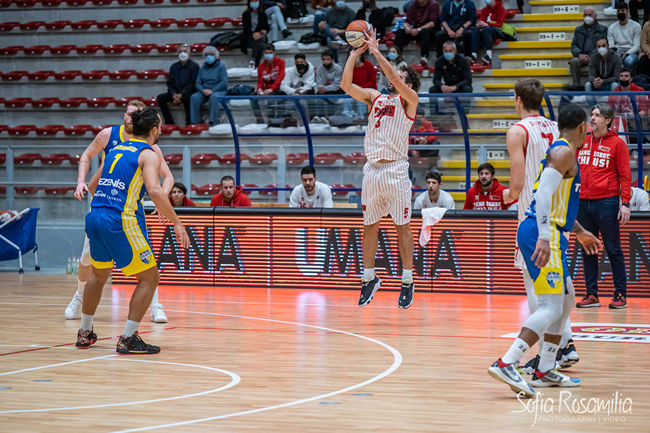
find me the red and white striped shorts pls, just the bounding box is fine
[361,160,412,226]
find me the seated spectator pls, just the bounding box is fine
[394,0,440,64]
[262,0,292,42]
[286,0,309,22]
[630,185,650,210]
[586,38,622,105]
[289,166,333,208]
[280,53,317,95]
[429,41,472,113]
[379,46,408,92]
[169,182,196,207]
[251,44,286,123]
[313,50,343,118]
[467,0,507,65]
[190,46,228,128]
[569,7,608,89]
[157,44,199,127]
[629,0,649,25]
[436,0,477,57]
[607,68,650,114]
[355,0,397,39]
[242,0,270,67]
[414,172,455,209]
[317,0,356,61]
[463,162,510,210]
[637,21,650,76]
[608,2,642,69]
[210,176,253,207]
[341,52,376,119]
[311,0,335,37]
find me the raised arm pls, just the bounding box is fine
[75,127,111,200]
[340,44,379,106]
[504,125,527,203]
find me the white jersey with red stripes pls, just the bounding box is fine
[363,94,415,163]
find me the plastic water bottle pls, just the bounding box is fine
[73,257,79,275]
[66,257,73,275]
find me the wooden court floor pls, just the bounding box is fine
[0,274,648,432]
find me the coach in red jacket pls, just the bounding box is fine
[210,175,252,207]
[576,104,631,310]
[463,162,511,210]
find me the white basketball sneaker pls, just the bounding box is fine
[65,292,83,320]
[150,304,168,323]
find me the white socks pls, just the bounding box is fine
[502,338,530,365]
[76,281,85,299]
[81,313,94,331]
[151,287,159,306]
[486,49,492,58]
[123,320,139,338]
[402,269,413,284]
[363,268,375,282]
[538,342,560,373]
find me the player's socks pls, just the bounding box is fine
[81,313,94,331]
[502,338,530,365]
[363,268,375,282]
[538,342,559,373]
[151,287,159,305]
[560,320,572,347]
[64,286,84,320]
[401,269,413,284]
[122,319,139,337]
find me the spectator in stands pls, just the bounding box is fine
[355,0,396,39]
[463,162,510,210]
[317,0,356,61]
[280,53,317,95]
[394,0,440,65]
[157,44,199,127]
[210,176,253,207]
[430,41,472,113]
[242,0,270,67]
[262,0,292,42]
[585,38,622,106]
[251,44,286,123]
[608,1,642,69]
[289,166,334,208]
[466,0,506,65]
[629,0,649,25]
[341,52,376,119]
[569,7,608,89]
[576,104,631,309]
[436,0,477,58]
[379,46,408,92]
[286,0,309,23]
[608,68,650,114]
[311,0,335,37]
[313,50,343,118]
[637,21,650,76]
[169,182,196,207]
[190,46,228,128]
[630,185,650,210]
[414,172,455,210]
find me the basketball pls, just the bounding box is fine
[345,20,371,48]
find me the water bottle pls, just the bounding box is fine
[249,60,255,71]
[73,257,79,275]
[66,257,73,275]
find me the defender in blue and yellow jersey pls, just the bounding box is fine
[489,104,602,396]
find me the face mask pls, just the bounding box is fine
[443,52,454,61]
[178,52,189,62]
[336,0,345,8]
[205,55,216,64]
[617,12,626,21]
[485,0,492,5]
[619,80,630,87]
[250,1,259,7]
[597,47,608,56]
[264,53,274,61]
[296,64,307,73]
[387,52,398,61]
[453,0,462,5]
[583,16,594,25]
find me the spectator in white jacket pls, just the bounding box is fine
[280,53,316,95]
[608,1,642,69]
[289,166,334,208]
[630,186,650,211]
[414,171,456,210]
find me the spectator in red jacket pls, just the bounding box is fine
[210,175,253,207]
[251,44,286,123]
[341,52,377,120]
[466,0,506,65]
[169,182,196,207]
[576,104,631,310]
[463,162,511,210]
[607,68,650,114]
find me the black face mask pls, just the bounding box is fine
[617,12,627,21]
[619,80,630,87]
[296,64,308,73]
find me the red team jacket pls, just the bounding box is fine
[257,56,285,91]
[463,178,510,210]
[577,130,631,203]
[210,186,252,207]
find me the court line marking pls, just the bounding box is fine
[111,309,403,433]
[0,358,241,414]
[0,355,114,377]
[0,344,114,352]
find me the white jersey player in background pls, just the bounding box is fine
[341,28,420,309]
[504,78,583,372]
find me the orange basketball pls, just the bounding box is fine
[345,20,371,48]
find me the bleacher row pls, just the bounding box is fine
[0,0,245,7]
[0,17,239,31]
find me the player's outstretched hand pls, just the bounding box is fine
[364,28,379,55]
[151,207,168,224]
[74,183,89,201]
[576,230,602,256]
[174,223,190,249]
[531,238,551,268]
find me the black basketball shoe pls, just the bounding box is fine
[358,277,381,306]
[76,328,97,349]
[398,282,414,309]
[116,332,160,355]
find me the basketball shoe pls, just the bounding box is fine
[398,282,414,309]
[358,277,381,306]
[116,332,160,355]
[559,340,579,368]
[531,368,580,387]
[150,304,168,323]
[576,294,600,308]
[76,328,97,349]
[488,359,535,397]
[65,292,83,319]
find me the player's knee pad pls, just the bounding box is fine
[80,237,91,267]
[522,294,564,339]
[522,268,538,313]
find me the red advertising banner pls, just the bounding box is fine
[112,211,650,296]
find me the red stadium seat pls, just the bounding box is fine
[117,0,137,4]
[314,152,342,164]
[197,0,217,3]
[190,42,209,53]
[331,184,355,196]
[0,125,8,134]
[195,184,220,196]
[2,70,28,80]
[161,124,180,135]
[343,152,366,165]
[28,70,56,80]
[16,0,38,6]
[143,97,157,107]
[123,19,149,29]
[87,97,116,107]
[77,45,103,54]
[96,20,123,29]
[40,0,63,6]
[169,0,190,3]
[64,0,88,5]
[470,63,487,73]
[0,46,23,55]
[164,153,182,164]
[0,186,5,195]
[136,69,166,79]
[0,22,20,31]
[131,43,158,53]
[44,186,75,195]
[411,185,423,197]
[241,183,256,195]
[0,153,5,164]
[59,97,88,108]
[46,21,72,30]
[54,70,82,80]
[14,153,42,164]
[203,17,231,27]
[31,97,59,107]
[42,153,72,165]
[6,97,32,108]
[286,153,308,165]
[150,19,176,28]
[249,153,278,165]
[91,0,113,4]
[51,45,76,54]
[24,45,49,55]
[15,186,42,195]
[179,124,208,135]
[36,125,65,136]
[191,153,219,165]
[0,98,4,106]
[143,0,163,3]
[506,9,519,19]
[68,154,82,164]
[108,70,137,79]
[64,124,95,135]
[259,184,290,196]
[104,44,130,54]
[158,43,181,53]
[71,20,97,30]
[9,126,38,136]
[231,17,243,26]
[219,153,248,164]
[19,21,45,31]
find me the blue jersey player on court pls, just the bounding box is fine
[488,104,601,397]
[76,108,190,354]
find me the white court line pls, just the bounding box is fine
[0,344,113,352]
[0,355,115,376]
[0,359,240,414]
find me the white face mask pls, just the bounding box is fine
[597,47,608,56]
[583,16,594,25]
[178,52,189,61]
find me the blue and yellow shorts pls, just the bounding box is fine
[85,209,156,276]
[517,217,569,295]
